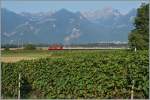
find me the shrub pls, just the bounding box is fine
[4,47,10,51]
[24,44,36,50]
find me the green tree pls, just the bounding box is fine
[128,3,149,50]
[4,47,10,51]
[24,44,36,50]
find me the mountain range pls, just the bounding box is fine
[1,8,137,44]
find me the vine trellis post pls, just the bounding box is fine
[131,80,135,100]
[18,73,21,99]
[131,47,136,100]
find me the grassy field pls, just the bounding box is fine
[1,50,52,57]
[1,50,53,62]
[1,49,124,62]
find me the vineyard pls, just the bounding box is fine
[1,50,149,99]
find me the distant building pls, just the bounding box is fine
[48,44,63,50]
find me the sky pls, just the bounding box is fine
[1,0,149,14]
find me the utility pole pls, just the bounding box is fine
[18,40,19,48]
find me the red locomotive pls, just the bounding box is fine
[48,44,63,50]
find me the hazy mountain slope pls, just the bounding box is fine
[1,8,137,44]
[1,8,28,33]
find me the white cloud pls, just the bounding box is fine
[64,28,81,43]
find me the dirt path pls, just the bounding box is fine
[1,55,63,63]
[1,57,36,63]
